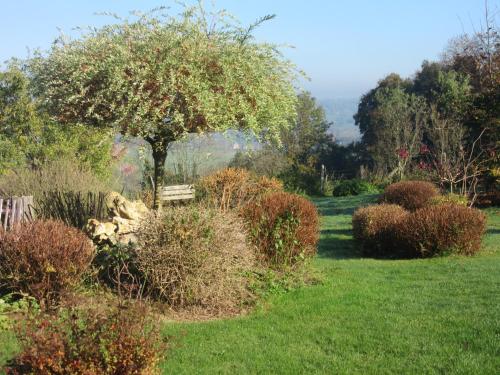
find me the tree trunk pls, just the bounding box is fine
[152,147,168,210]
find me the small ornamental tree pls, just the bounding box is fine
[30,5,298,208]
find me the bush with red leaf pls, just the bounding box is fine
[242,191,319,268]
[0,220,94,309]
[352,204,410,257]
[380,180,439,211]
[6,303,165,375]
[398,204,486,257]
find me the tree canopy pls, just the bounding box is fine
[29,5,299,207]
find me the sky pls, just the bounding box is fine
[0,0,496,100]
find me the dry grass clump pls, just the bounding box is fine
[197,167,283,211]
[380,180,439,211]
[0,159,111,200]
[242,191,319,268]
[398,204,486,257]
[0,220,95,309]
[352,204,410,257]
[136,204,256,313]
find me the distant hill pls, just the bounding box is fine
[319,97,361,144]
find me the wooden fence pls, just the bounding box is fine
[0,196,34,230]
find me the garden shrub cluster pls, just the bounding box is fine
[353,180,486,258]
[380,180,439,211]
[0,220,94,309]
[352,204,409,257]
[197,167,283,211]
[135,205,256,312]
[332,179,380,197]
[6,303,165,375]
[242,191,319,268]
[398,204,486,257]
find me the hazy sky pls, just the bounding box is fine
[0,0,496,99]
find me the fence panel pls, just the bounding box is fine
[0,196,34,230]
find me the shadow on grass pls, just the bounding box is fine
[487,229,500,235]
[317,235,362,260]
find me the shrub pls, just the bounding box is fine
[197,168,283,211]
[34,190,108,229]
[398,204,486,257]
[136,204,255,312]
[332,179,380,197]
[278,164,320,195]
[0,159,111,200]
[380,180,439,211]
[429,193,468,207]
[242,192,319,268]
[352,204,409,257]
[6,303,164,374]
[0,220,94,309]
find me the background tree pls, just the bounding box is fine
[0,63,112,175]
[29,6,298,208]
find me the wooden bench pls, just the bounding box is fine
[160,185,195,203]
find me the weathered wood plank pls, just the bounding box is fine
[161,190,195,197]
[162,185,193,191]
[162,194,196,201]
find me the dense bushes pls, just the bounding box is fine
[197,168,283,211]
[380,180,439,211]
[242,191,319,268]
[135,205,255,312]
[332,179,380,197]
[353,179,486,258]
[6,304,164,374]
[352,204,409,257]
[0,220,94,308]
[398,204,486,257]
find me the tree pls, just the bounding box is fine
[0,64,112,175]
[29,5,298,208]
[280,91,333,166]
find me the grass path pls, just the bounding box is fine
[161,195,500,374]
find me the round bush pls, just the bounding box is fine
[242,192,319,268]
[197,168,283,211]
[398,204,486,257]
[381,180,439,211]
[352,204,409,257]
[136,205,255,312]
[0,220,94,308]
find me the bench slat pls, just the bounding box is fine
[162,185,193,191]
[162,194,195,201]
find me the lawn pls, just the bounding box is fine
[160,194,500,374]
[1,195,499,374]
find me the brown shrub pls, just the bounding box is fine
[398,204,486,257]
[197,168,283,211]
[242,192,319,268]
[0,220,94,309]
[380,180,439,211]
[6,303,164,375]
[136,204,256,313]
[352,204,410,257]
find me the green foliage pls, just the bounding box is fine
[429,193,468,206]
[278,164,320,195]
[0,294,40,332]
[331,179,379,197]
[0,64,113,176]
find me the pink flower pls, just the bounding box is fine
[397,148,409,159]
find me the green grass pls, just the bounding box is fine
[1,195,499,373]
[160,194,500,374]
